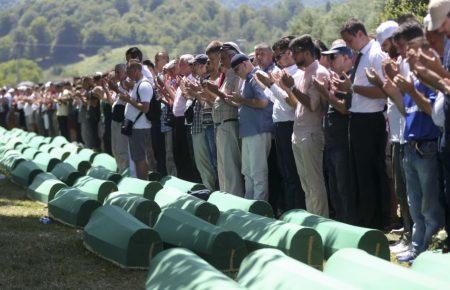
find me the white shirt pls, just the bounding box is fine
[173,74,195,117]
[124,77,153,129]
[432,92,445,128]
[387,58,408,143]
[22,94,35,116]
[56,90,70,116]
[264,64,298,122]
[350,40,388,113]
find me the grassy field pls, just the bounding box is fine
[44,44,162,80]
[0,178,146,289]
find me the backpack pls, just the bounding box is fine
[136,80,161,123]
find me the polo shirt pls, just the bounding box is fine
[238,68,273,138]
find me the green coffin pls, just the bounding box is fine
[64,154,91,175]
[78,148,98,163]
[160,175,206,193]
[61,142,80,153]
[49,148,71,161]
[73,176,118,203]
[281,210,390,260]
[92,153,117,172]
[0,151,25,175]
[51,163,83,186]
[121,168,131,177]
[87,166,122,184]
[51,136,69,147]
[28,172,67,203]
[39,143,56,153]
[146,248,245,290]
[22,147,41,160]
[117,177,163,200]
[154,187,219,224]
[154,208,247,272]
[216,209,323,270]
[28,137,46,149]
[11,160,43,186]
[208,191,273,218]
[83,205,163,269]
[411,251,450,284]
[22,132,37,143]
[48,188,101,228]
[324,249,448,290]
[237,249,359,290]
[104,192,161,227]
[33,152,61,172]
[148,171,161,182]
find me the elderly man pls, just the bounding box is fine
[227,54,273,201]
[254,43,275,73]
[204,42,244,196]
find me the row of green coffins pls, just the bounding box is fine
[0,128,399,275]
[146,248,450,290]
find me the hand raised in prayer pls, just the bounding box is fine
[280,71,295,89]
[382,78,399,97]
[331,72,351,93]
[313,76,330,97]
[225,91,242,104]
[365,67,383,88]
[382,59,399,82]
[394,75,415,95]
[255,71,274,88]
[418,47,444,75]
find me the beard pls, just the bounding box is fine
[296,59,306,68]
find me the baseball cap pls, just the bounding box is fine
[230,54,250,69]
[321,40,353,57]
[220,42,242,54]
[189,54,209,65]
[376,20,399,45]
[428,0,450,31]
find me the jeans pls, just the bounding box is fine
[204,125,217,170]
[151,122,167,176]
[403,141,445,254]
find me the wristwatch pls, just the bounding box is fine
[289,84,296,91]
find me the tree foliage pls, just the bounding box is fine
[0,59,43,87]
[381,0,428,22]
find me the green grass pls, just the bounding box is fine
[47,44,162,78]
[0,178,146,289]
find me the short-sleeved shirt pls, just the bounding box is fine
[213,69,241,123]
[350,39,388,113]
[266,64,297,122]
[124,77,153,129]
[238,68,273,138]
[292,60,329,143]
[403,79,441,141]
[173,74,195,117]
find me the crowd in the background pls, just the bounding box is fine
[2,1,450,263]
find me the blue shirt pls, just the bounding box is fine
[403,80,441,141]
[238,68,274,138]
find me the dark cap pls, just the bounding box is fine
[321,42,353,58]
[220,42,242,53]
[189,54,209,65]
[231,53,249,69]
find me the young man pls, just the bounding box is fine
[227,54,273,201]
[339,19,390,228]
[279,35,330,217]
[121,61,153,180]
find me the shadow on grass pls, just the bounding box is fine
[0,179,146,289]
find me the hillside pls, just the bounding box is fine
[0,0,303,66]
[220,0,344,8]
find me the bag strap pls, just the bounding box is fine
[133,79,151,123]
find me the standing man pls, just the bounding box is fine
[227,54,273,201]
[339,19,390,229]
[279,35,330,217]
[256,36,306,211]
[121,61,153,180]
[204,42,244,196]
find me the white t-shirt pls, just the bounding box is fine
[23,95,35,116]
[387,58,408,143]
[124,77,153,129]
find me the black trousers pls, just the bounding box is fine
[151,122,167,176]
[57,116,69,140]
[273,121,306,212]
[349,112,390,229]
[173,116,198,181]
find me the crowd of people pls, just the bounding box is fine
[2,1,450,263]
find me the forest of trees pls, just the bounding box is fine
[0,0,430,86]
